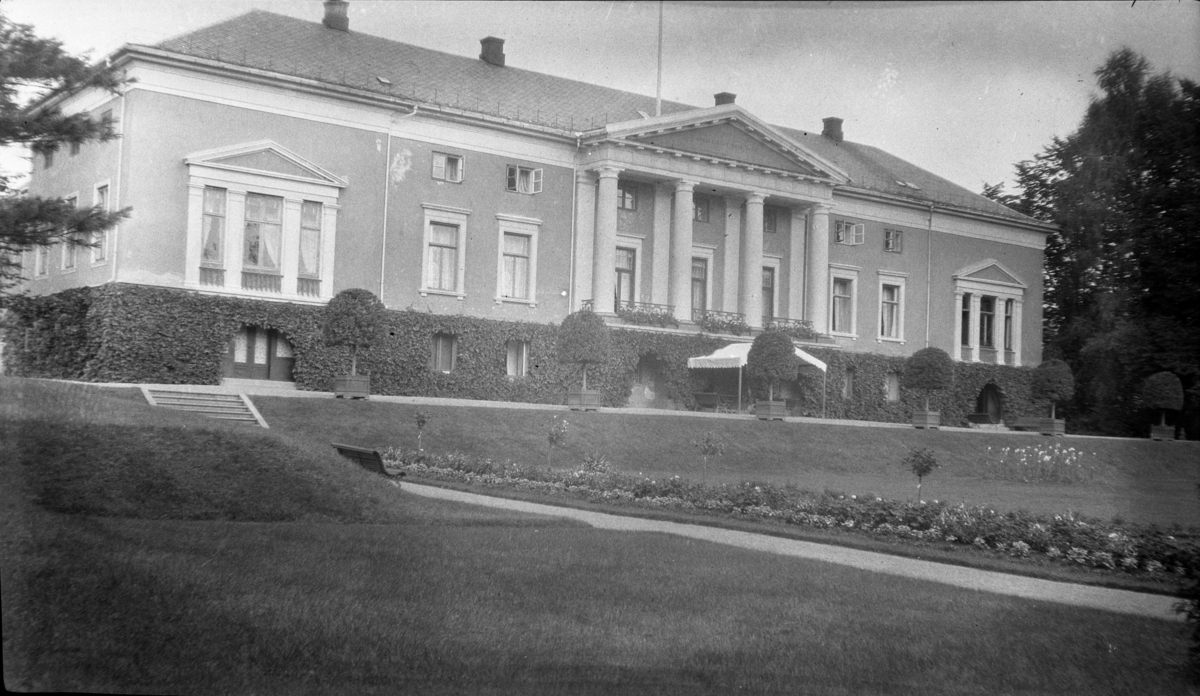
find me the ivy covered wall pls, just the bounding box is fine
[3,284,1040,425]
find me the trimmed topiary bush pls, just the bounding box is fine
[323,288,386,376]
[1142,371,1184,426]
[902,347,954,411]
[1032,359,1075,419]
[557,309,612,391]
[746,330,799,401]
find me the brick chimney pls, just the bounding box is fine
[714,92,737,106]
[822,117,844,143]
[323,0,349,31]
[480,37,506,67]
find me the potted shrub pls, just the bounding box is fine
[1141,371,1183,441]
[746,330,799,421]
[557,309,611,411]
[902,347,953,429]
[323,288,386,399]
[1031,359,1074,436]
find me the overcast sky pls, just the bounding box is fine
[4,0,1198,194]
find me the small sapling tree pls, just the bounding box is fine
[692,430,725,484]
[323,288,386,377]
[902,347,954,412]
[1141,371,1184,428]
[547,415,568,466]
[746,330,799,402]
[1032,359,1075,420]
[414,410,429,452]
[902,447,939,502]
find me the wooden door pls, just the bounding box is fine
[223,326,293,381]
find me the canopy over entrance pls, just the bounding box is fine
[687,342,827,372]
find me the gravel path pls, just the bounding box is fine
[401,481,1184,622]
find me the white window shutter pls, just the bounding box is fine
[432,153,445,180]
[854,224,865,245]
[532,168,543,193]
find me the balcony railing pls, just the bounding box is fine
[693,309,750,336]
[199,266,224,287]
[297,277,321,297]
[241,271,282,293]
[616,301,678,328]
[764,317,820,341]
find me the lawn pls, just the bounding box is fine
[3,378,1197,694]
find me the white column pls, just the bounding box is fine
[952,290,964,361]
[740,192,766,328]
[590,166,622,315]
[573,170,596,311]
[806,203,832,332]
[721,195,742,313]
[669,180,696,322]
[969,293,981,363]
[651,184,672,306]
[787,208,807,320]
[1012,300,1023,367]
[184,183,205,287]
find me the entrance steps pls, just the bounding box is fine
[140,387,268,428]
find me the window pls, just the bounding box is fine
[427,222,460,291]
[92,185,109,263]
[693,195,710,223]
[834,220,864,245]
[70,141,80,156]
[979,296,996,348]
[617,181,638,211]
[763,206,778,234]
[615,247,636,306]
[296,201,322,278]
[430,333,457,372]
[201,187,226,267]
[61,196,77,270]
[960,294,971,346]
[831,277,854,334]
[691,258,708,312]
[762,266,776,323]
[501,232,531,300]
[43,148,55,169]
[100,109,113,127]
[880,283,901,339]
[506,165,543,194]
[506,340,529,378]
[243,193,282,272]
[1004,299,1014,351]
[843,367,855,400]
[432,153,463,182]
[35,245,49,276]
[884,228,903,253]
[885,372,901,402]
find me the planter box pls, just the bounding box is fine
[1036,418,1066,436]
[567,389,601,411]
[334,374,370,399]
[912,410,941,429]
[755,400,787,421]
[1150,425,1176,441]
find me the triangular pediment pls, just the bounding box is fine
[184,141,347,187]
[955,259,1026,288]
[596,104,849,183]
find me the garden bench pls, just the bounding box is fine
[331,442,402,478]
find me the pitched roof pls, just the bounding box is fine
[149,9,1040,226]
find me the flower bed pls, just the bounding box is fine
[384,449,1200,578]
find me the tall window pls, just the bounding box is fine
[202,187,226,267]
[296,201,322,278]
[617,181,637,210]
[762,266,776,323]
[432,153,463,182]
[506,165,542,194]
[427,223,459,291]
[884,228,903,253]
[843,367,855,400]
[43,148,55,169]
[61,196,77,270]
[615,247,636,306]
[35,245,49,276]
[763,206,778,234]
[506,340,529,378]
[832,277,854,334]
[885,372,901,402]
[693,195,710,223]
[960,294,971,346]
[1004,299,1014,351]
[430,333,457,372]
[243,193,282,272]
[979,296,996,348]
[93,185,109,263]
[501,232,531,300]
[691,258,708,312]
[880,283,901,339]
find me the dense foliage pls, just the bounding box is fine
[745,330,798,400]
[322,288,385,376]
[556,309,612,390]
[983,49,1200,438]
[1031,359,1075,419]
[902,347,954,410]
[1141,371,1184,412]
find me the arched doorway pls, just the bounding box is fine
[627,355,673,409]
[221,325,294,382]
[975,383,1004,423]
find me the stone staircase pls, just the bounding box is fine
[140,387,268,428]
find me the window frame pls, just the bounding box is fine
[241,192,284,273]
[505,164,543,194]
[34,244,49,277]
[613,234,644,308]
[885,371,901,402]
[763,205,779,234]
[829,265,859,337]
[834,219,865,246]
[843,367,856,400]
[420,204,471,299]
[690,244,716,315]
[92,182,111,265]
[432,152,464,183]
[60,193,79,272]
[494,214,541,306]
[979,295,996,349]
[617,180,638,211]
[506,339,530,378]
[877,272,907,343]
[297,200,323,279]
[430,333,458,373]
[1004,298,1014,351]
[884,228,903,253]
[762,255,782,324]
[693,195,710,223]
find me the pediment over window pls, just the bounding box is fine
[954,259,1026,288]
[184,141,347,188]
[593,104,849,184]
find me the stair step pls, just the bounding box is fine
[158,404,253,414]
[150,392,243,402]
[142,388,266,428]
[154,397,247,407]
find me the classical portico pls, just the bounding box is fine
[571,102,848,334]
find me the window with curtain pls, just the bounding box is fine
[202,187,225,266]
[506,340,529,378]
[961,293,972,346]
[298,201,322,278]
[430,333,457,372]
[615,247,636,306]
[427,222,459,291]
[1004,299,1014,351]
[501,232,531,299]
[880,283,900,339]
[93,185,109,262]
[979,296,996,348]
[243,193,282,271]
[762,267,776,323]
[832,277,853,333]
[691,258,707,312]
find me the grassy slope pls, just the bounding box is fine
[3,379,1197,694]
[253,396,1200,527]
